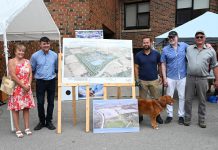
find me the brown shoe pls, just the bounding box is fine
[198,122,206,128]
[184,119,191,126]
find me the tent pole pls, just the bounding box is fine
[59,35,62,53]
[3,32,9,75]
[3,32,15,132]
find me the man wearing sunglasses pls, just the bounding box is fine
[161,31,188,125]
[184,31,218,128]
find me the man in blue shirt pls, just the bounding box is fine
[31,37,58,130]
[135,37,163,124]
[161,31,188,125]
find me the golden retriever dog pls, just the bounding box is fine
[138,95,175,129]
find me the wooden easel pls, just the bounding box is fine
[83,83,136,132]
[57,53,91,133]
[103,83,136,100]
[57,52,136,133]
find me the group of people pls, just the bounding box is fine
[6,30,218,138]
[135,30,218,128]
[8,37,58,138]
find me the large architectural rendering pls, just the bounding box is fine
[62,38,134,84]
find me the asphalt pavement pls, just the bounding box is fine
[1,91,218,150]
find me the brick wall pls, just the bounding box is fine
[45,0,117,37]
[45,0,91,37]
[117,0,218,49]
[210,0,218,12]
[89,0,116,33]
[117,0,176,48]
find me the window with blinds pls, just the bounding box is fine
[124,1,150,30]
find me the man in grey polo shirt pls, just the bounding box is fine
[184,31,218,128]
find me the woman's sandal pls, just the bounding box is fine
[15,131,24,138]
[24,128,32,135]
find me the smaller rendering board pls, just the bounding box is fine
[93,99,139,133]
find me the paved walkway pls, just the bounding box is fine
[0,95,218,150]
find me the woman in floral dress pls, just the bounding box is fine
[8,44,35,138]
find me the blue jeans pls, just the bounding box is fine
[36,79,56,124]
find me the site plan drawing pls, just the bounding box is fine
[93,99,139,133]
[62,38,134,83]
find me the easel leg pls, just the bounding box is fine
[57,53,62,134]
[57,86,62,133]
[72,86,76,126]
[117,87,121,99]
[86,85,90,132]
[132,85,136,99]
[103,86,107,100]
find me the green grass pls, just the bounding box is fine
[105,121,126,128]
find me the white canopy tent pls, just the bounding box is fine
[0,0,60,41]
[155,12,218,44]
[0,0,60,69]
[0,0,60,131]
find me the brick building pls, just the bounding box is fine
[118,0,218,50]
[45,0,218,49]
[1,0,218,76]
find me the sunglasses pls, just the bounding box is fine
[195,36,204,39]
[168,36,175,39]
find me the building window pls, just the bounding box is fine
[124,1,150,30]
[176,0,209,26]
